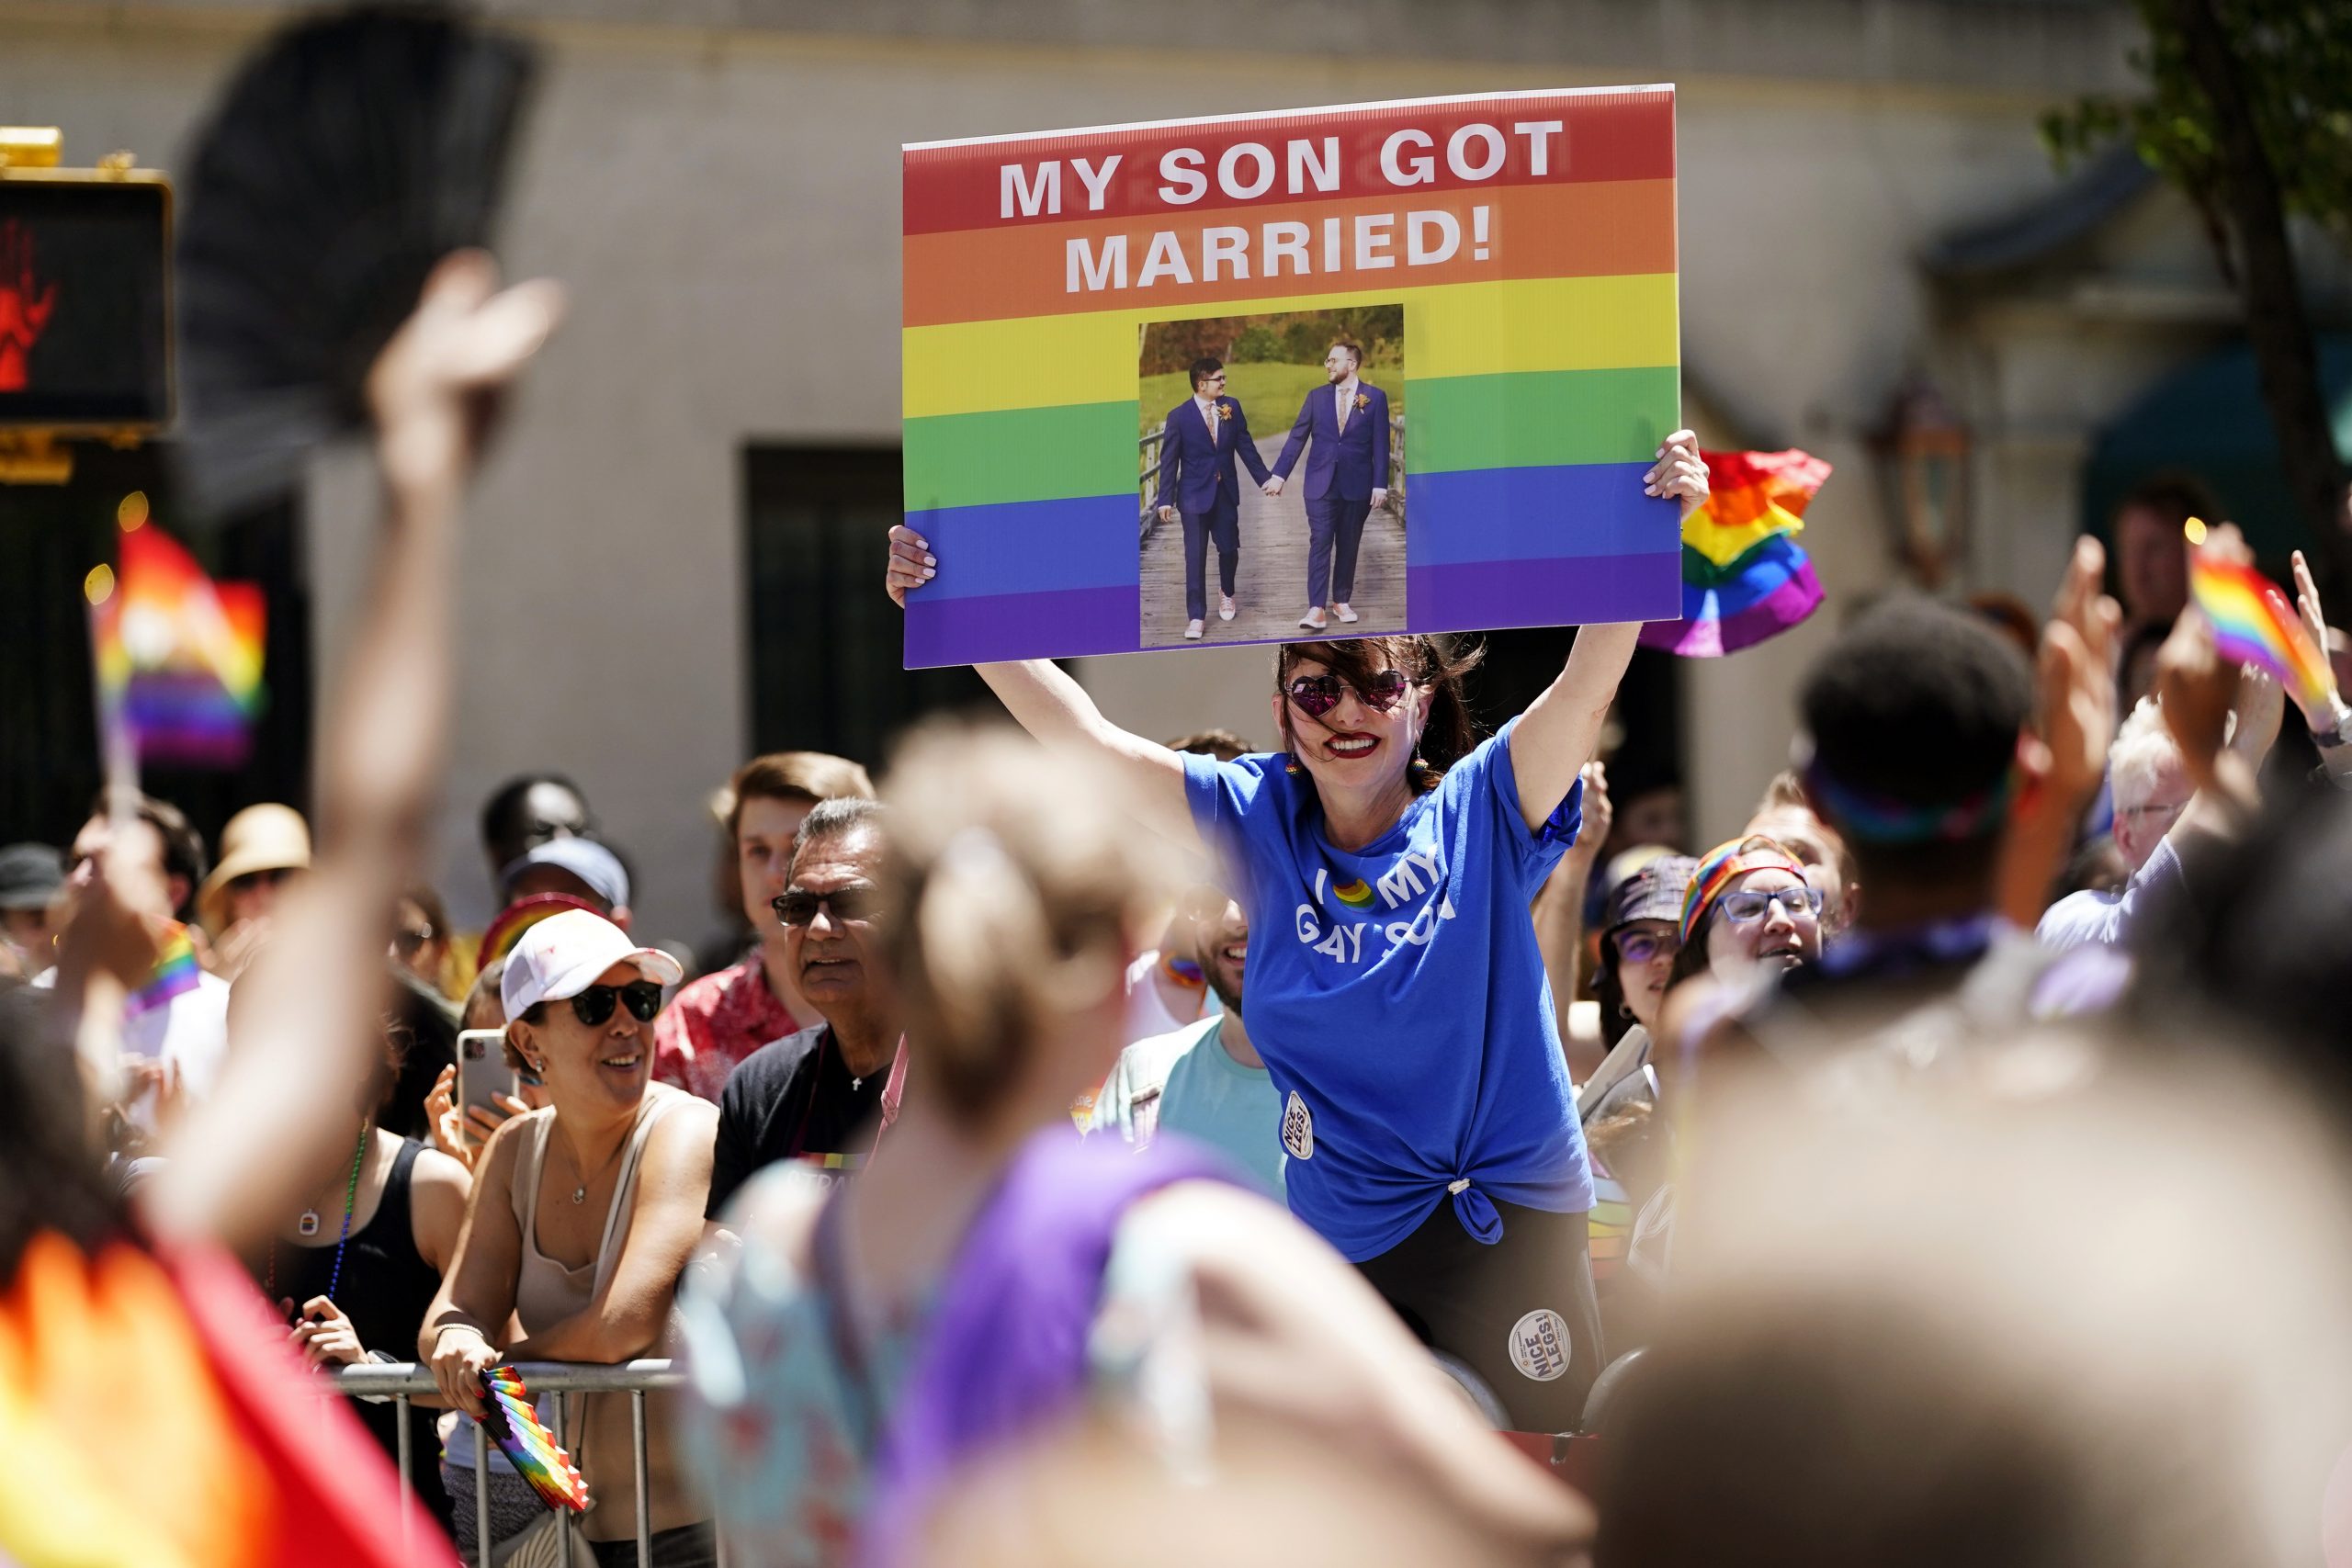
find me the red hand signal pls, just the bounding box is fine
[0,220,59,392]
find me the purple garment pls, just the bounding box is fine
[854,1125,1234,1568]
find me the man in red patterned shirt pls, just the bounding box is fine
[654,751,874,1100]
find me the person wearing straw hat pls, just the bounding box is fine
[198,803,311,982]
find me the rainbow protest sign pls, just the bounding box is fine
[901,87,1681,666]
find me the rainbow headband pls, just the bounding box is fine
[1799,757,2019,847]
[1679,838,1807,947]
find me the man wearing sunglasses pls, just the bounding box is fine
[1155,356,1273,642]
[704,798,904,1221]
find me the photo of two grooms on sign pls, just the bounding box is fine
[1140,309,1404,649]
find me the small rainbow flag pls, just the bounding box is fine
[1639,448,1829,658]
[2188,539,2335,717]
[87,494,266,768]
[479,1365,590,1513]
[123,922,203,1021]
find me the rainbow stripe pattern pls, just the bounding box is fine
[2188,544,2335,717]
[900,88,1682,667]
[123,922,203,1021]
[88,498,266,767]
[479,1365,590,1512]
[1639,448,1828,657]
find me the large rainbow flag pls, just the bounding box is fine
[87,494,266,768]
[900,88,1682,666]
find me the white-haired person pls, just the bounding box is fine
[423,908,718,1566]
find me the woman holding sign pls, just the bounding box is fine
[887,429,1708,1433]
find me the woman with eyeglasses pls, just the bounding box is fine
[1665,837,1826,996]
[885,431,1711,1436]
[424,908,719,1567]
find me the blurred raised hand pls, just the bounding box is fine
[150,257,560,1248]
[1995,536,2120,927]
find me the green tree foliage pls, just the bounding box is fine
[1140,306,1406,376]
[2042,0,2352,598]
[2043,0,2352,255]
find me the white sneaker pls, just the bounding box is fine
[1218,595,1236,622]
[1333,602,1359,624]
[1185,619,1205,640]
[1297,610,1327,631]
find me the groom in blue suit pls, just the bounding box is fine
[1266,340,1390,630]
[1157,358,1272,640]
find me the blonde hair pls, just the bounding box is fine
[880,723,1175,1125]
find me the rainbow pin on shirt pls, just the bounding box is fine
[2184,518,2336,718]
[478,1365,590,1512]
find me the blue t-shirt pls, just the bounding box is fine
[1182,716,1595,1260]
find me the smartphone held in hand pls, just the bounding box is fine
[457,1028,515,1145]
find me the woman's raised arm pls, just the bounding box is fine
[889,525,1201,851]
[1508,432,1708,828]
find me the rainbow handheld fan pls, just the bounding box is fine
[478,1364,590,1512]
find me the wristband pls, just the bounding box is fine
[431,1322,489,1354]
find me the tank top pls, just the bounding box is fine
[266,1137,451,1533]
[509,1089,704,1543]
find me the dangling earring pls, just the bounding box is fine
[1283,753,1306,778]
[1408,754,1432,792]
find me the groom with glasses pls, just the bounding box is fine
[703,797,906,1218]
[1157,357,1273,641]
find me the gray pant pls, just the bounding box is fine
[1182,506,1240,622]
[1306,494,1374,606]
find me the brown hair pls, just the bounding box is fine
[1665,834,1799,993]
[87,788,208,918]
[1329,339,1363,367]
[2112,471,2223,535]
[879,723,1172,1126]
[725,751,876,840]
[1274,636,1484,784]
[1162,728,1255,761]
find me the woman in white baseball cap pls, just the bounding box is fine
[422,908,720,1566]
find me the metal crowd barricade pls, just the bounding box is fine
[326,1358,727,1568]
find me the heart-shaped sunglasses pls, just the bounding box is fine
[1285,669,1409,719]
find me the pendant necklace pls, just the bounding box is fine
[569,1116,636,1204]
[268,1122,369,1303]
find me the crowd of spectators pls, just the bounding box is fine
[14,264,2352,1568]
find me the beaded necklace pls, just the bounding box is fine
[266,1122,370,1305]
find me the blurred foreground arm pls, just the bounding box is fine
[147,254,562,1247]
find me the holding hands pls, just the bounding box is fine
[1262,476,1283,497]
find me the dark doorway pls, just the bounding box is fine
[742,445,998,770]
